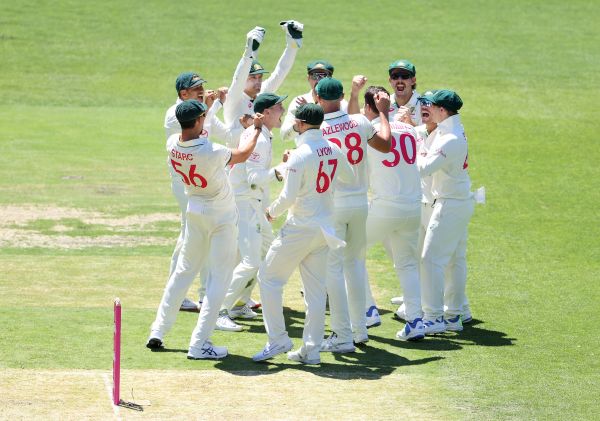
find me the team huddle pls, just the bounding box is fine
[146,21,482,365]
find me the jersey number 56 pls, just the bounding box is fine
[171,159,208,188]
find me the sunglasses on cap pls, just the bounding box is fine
[419,99,433,107]
[309,72,331,81]
[390,72,413,80]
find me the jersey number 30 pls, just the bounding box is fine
[382,133,416,167]
[316,159,338,193]
[171,159,208,188]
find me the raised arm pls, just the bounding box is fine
[347,75,368,115]
[260,20,303,93]
[229,114,264,165]
[367,92,392,153]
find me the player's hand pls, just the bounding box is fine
[253,113,264,130]
[351,75,368,94]
[295,96,308,106]
[217,87,228,104]
[239,114,254,129]
[204,90,217,108]
[374,91,391,114]
[280,20,303,48]
[282,149,292,162]
[246,26,266,54]
[395,106,416,125]
[265,210,274,222]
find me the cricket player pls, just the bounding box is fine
[280,60,348,145]
[315,78,392,352]
[223,21,303,148]
[352,85,425,341]
[217,93,288,331]
[416,90,474,335]
[252,104,353,365]
[164,72,229,312]
[387,60,422,126]
[147,99,264,359]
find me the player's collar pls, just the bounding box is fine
[298,128,322,143]
[371,116,381,125]
[437,114,462,133]
[393,90,419,108]
[324,110,347,120]
[178,135,207,148]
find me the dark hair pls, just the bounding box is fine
[179,119,197,129]
[364,86,390,111]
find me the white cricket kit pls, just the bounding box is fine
[258,128,352,361]
[222,126,280,311]
[151,136,239,353]
[223,46,298,148]
[364,119,423,321]
[417,114,474,321]
[389,91,422,126]
[321,110,375,343]
[280,90,349,144]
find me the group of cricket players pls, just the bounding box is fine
[146,21,483,365]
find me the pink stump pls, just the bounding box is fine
[113,298,121,406]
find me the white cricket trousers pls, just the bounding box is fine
[326,206,368,343]
[258,224,329,361]
[169,178,208,300]
[222,199,273,311]
[151,205,238,351]
[419,202,471,316]
[421,198,474,320]
[365,204,422,321]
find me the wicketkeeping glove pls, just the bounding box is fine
[280,20,303,48]
[246,26,266,55]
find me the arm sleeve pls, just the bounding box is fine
[224,55,252,126]
[205,101,231,145]
[214,143,232,167]
[417,135,464,176]
[280,96,300,141]
[261,45,298,93]
[246,136,277,187]
[268,153,303,218]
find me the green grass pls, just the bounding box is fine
[1,0,599,419]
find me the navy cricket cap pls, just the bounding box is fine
[175,99,208,123]
[175,72,206,93]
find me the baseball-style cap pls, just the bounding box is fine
[417,90,438,103]
[249,60,270,75]
[315,78,344,100]
[426,89,463,112]
[253,93,288,113]
[294,103,324,125]
[175,72,206,93]
[307,60,334,74]
[175,99,208,123]
[388,60,416,76]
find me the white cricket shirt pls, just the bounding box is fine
[321,110,375,208]
[414,124,436,204]
[388,91,422,126]
[367,118,421,214]
[417,114,471,200]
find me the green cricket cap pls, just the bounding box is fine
[307,60,334,74]
[249,60,270,75]
[417,89,438,103]
[315,77,344,100]
[429,89,463,112]
[253,93,288,113]
[294,103,324,125]
[388,59,416,76]
[175,99,208,123]
[175,72,206,93]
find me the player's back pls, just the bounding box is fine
[167,136,234,209]
[368,120,421,208]
[284,135,348,227]
[321,111,374,208]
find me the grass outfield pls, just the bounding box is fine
[1,0,598,419]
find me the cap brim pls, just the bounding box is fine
[249,70,270,75]
[189,79,206,88]
[275,95,288,105]
[388,68,415,76]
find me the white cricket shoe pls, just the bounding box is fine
[365,306,381,328]
[180,297,200,313]
[390,296,404,305]
[423,317,446,335]
[229,304,258,319]
[287,349,320,365]
[215,314,242,332]
[320,332,355,353]
[396,318,425,341]
[354,333,369,345]
[394,304,407,321]
[187,340,227,360]
[444,315,464,332]
[252,340,294,362]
